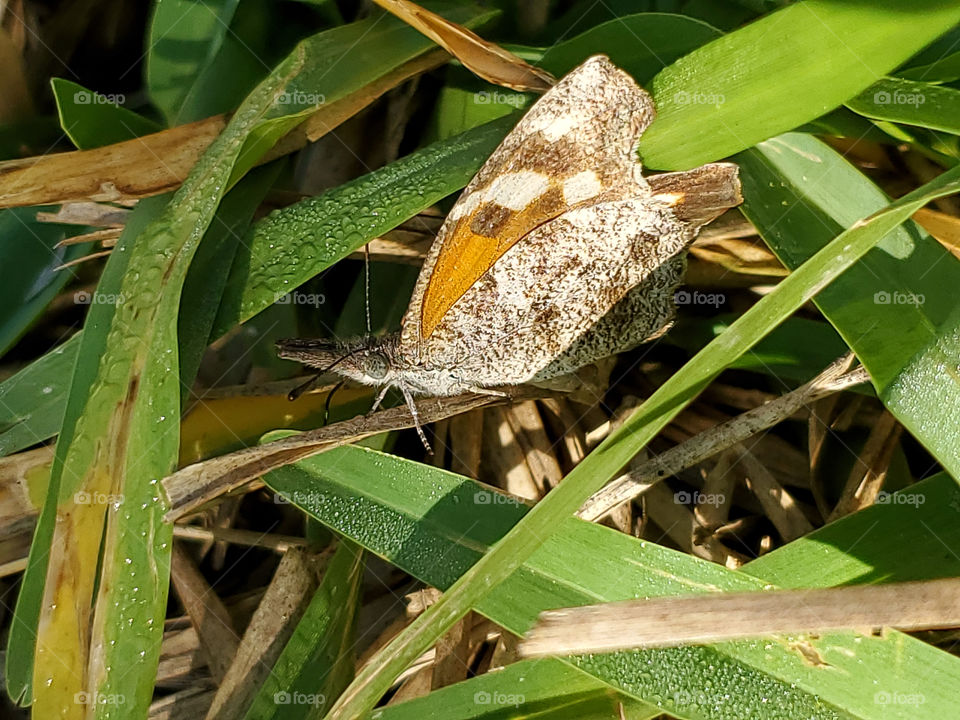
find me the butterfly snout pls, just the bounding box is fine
[275,338,345,369]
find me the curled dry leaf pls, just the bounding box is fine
[372,0,554,92]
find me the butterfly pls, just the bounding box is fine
[278,55,742,449]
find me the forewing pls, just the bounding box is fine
[399,55,656,358]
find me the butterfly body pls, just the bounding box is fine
[278,55,742,445]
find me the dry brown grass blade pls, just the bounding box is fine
[828,410,903,521]
[735,444,814,542]
[170,544,240,684]
[0,49,448,209]
[0,116,225,208]
[205,547,328,720]
[162,385,546,522]
[371,0,554,92]
[520,577,960,656]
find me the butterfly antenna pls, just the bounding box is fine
[288,372,323,402]
[323,379,346,424]
[363,242,372,336]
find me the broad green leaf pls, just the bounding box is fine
[321,156,960,719]
[374,658,659,720]
[738,133,960,476]
[638,0,960,169]
[145,0,242,125]
[266,447,960,720]
[243,540,364,720]
[536,12,722,81]
[0,207,87,356]
[51,79,160,149]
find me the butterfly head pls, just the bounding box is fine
[276,335,400,387]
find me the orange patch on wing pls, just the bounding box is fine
[420,182,573,339]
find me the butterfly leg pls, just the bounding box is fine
[369,385,391,413]
[399,385,433,454]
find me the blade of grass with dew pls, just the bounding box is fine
[738,133,960,477]
[7,5,498,715]
[637,0,960,170]
[320,160,960,719]
[373,658,660,720]
[266,446,960,720]
[212,113,515,334]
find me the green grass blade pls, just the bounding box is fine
[847,77,960,134]
[738,133,960,476]
[638,1,960,169]
[373,658,659,720]
[0,207,86,356]
[213,114,515,334]
[0,333,79,457]
[320,151,960,718]
[145,0,242,125]
[51,79,161,148]
[242,540,364,720]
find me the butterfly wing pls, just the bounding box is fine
[399,55,655,360]
[406,195,694,387]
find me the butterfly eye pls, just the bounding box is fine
[364,352,389,380]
